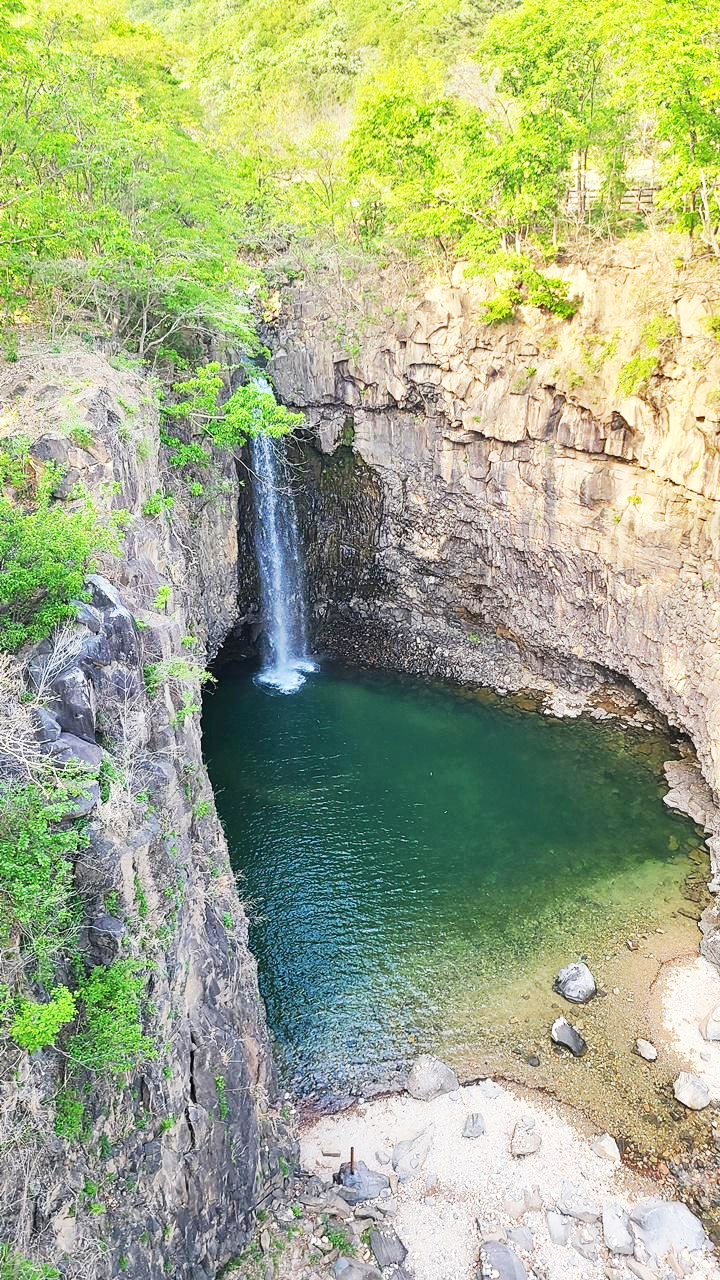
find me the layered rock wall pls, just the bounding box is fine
[268,257,720,813]
[0,354,276,1278]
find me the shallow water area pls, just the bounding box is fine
[203,661,710,1154]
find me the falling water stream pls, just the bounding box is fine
[251,425,316,693]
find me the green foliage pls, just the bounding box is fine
[0,1,262,358]
[617,355,657,397]
[10,985,76,1053]
[0,782,86,982]
[214,1074,229,1120]
[640,315,678,350]
[54,1088,85,1141]
[152,586,172,611]
[480,289,522,324]
[142,490,174,518]
[706,314,720,340]
[0,1245,59,1279]
[162,363,303,453]
[144,656,212,698]
[0,461,120,652]
[68,960,155,1074]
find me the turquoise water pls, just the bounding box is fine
[202,663,702,1098]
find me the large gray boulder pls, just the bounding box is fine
[333,1260,381,1280]
[477,1241,527,1280]
[553,961,597,1004]
[336,1160,390,1204]
[630,1199,707,1261]
[405,1054,459,1100]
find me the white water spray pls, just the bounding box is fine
[251,422,316,694]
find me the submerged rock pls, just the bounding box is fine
[336,1160,390,1204]
[477,1241,527,1280]
[602,1205,634,1256]
[673,1071,710,1110]
[550,1016,587,1056]
[462,1112,486,1139]
[405,1054,459,1100]
[510,1116,541,1157]
[553,961,597,1004]
[630,1198,707,1260]
[634,1038,657,1061]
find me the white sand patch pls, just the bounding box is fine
[662,956,720,1098]
[301,1082,720,1280]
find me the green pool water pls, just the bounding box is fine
[202,662,704,1100]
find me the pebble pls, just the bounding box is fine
[635,1038,658,1061]
[546,1211,571,1246]
[550,1016,587,1057]
[591,1132,621,1163]
[462,1111,486,1139]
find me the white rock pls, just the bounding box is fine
[510,1116,541,1157]
[476,1078,504,1099]
[630,1198,707,1261]
[553,960,597,1004]
[392,1127,434,1182]
[406,1055,459,1101]
[556,1180,601,1223]
[673,1071,711,1110]
[546,1211,571,1246]
[590,1132,621,1163]
[635,1038,657,1061]
[602,1205,634,1256]
[700,1002,720,1041]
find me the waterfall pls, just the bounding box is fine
[251,428,316,694]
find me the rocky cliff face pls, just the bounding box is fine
[0,353,277,1278]
[267,251,720,852]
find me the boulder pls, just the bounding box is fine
[700,1003,720,1042]
[48,732,102,770]
[553,961,597,1004]
[590,1132,621,1163]
[392,1128,433,1182]
[405,1054,459,1100]
[556,1181,601,1223]
[477,1241,527,1280]
[85,914,125,966]
[462,1112,486,1139]
[602,1205,634,1256]
[333,1260,381,1280]
[510,1116,541,1157]
[546,1212,571,1246]
[634,1038,657,1061]
[630,1198,707,1261]
[507,1226,533,1253]
[550,1016,587,1057]
[369,1227,407,1267]
[336,1161,390,1204]
[673,1071,710,1110]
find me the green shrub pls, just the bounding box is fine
[142,490,174,518]
[10,985,77,1053]
[0,465,120,651]
[617,354,656,397]
[479,288,522,324]
[0,1245,59,1279]
[144,657,213,698]
[705,313,720,340]
[68,960,155,1074]
[54,1088,85,1141]
[0,782,85,982]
